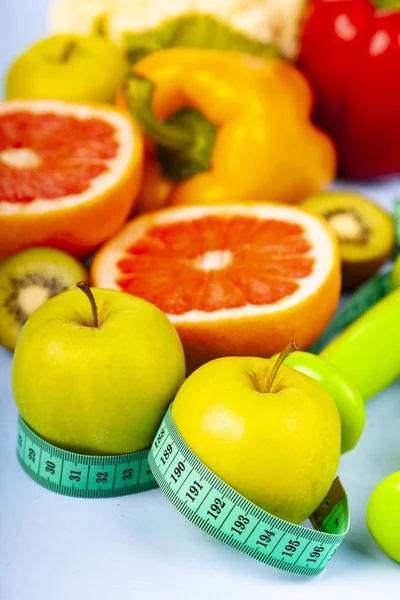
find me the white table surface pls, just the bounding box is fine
[1,2,400,598]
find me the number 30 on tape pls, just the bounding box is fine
[16,416,157,498]
[148,408,350,577]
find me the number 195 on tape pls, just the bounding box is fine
[149,408,350,577]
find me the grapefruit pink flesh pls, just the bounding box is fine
[92,204,340,371]
[0,99,143,261]
[0,111,118,203]
[116,216,315,315]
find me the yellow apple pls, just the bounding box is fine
[6,34,127,103]
[12,284,186,454]
[171,348,341,524]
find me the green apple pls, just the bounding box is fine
[391,255,400,290]
[12,283,186,454]
[366,472,400,563]
[171,344,341,524]
[6,34,127,103]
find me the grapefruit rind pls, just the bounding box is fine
[0,99,143,259]
[0,99,138,215]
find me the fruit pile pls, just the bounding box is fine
[1,0,400,572]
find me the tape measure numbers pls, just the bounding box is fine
[17,415,157,498]
[148,408,350,576]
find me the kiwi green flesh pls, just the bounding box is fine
[302,193,395,290]
[0,247,86,351]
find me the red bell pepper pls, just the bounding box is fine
[299,0,400,180]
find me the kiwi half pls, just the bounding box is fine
[302,192,395,291]
[0,247,87,351]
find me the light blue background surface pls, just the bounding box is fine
[1,2,400,598]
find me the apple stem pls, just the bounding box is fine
[263,341,299,393]
[77,281,99,328]
[60,40,77,62]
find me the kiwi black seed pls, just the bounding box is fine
[0,247,87,352]
[302,192,395,291]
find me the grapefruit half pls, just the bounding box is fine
[0,99,143,259]
[92,204,341,372]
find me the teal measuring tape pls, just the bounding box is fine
[17,415,157,498]
[148,408,350,576]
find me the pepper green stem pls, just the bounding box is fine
[77,281,98,328]
[125,74,193,150]
[124,73,217,181]
[263,341,299,393]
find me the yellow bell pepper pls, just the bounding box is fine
[124,48,336,211]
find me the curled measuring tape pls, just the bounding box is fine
[148,407,350,577]
[17,415,157,498]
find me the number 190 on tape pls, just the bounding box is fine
[149,408,350,577]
